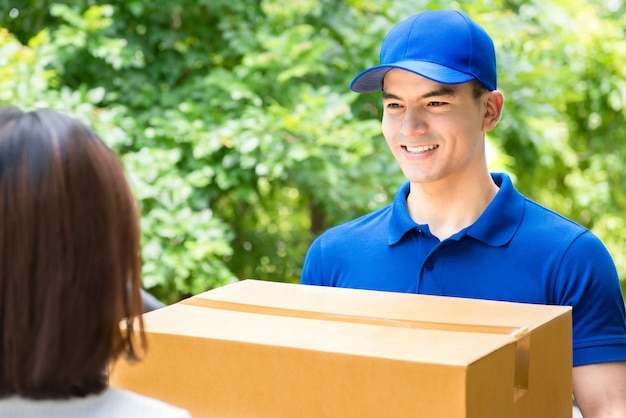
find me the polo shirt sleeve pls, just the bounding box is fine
[553,230,626,367]
[300,237,324,286]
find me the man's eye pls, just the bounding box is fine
[428,101,447,107]
[386,103,401,108]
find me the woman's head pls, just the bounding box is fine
[0,107,144,399]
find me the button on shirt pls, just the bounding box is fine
[301,173,626,367]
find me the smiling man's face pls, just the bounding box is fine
[381,69,497,187]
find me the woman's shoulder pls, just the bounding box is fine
[102,388,191,418]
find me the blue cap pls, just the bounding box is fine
[350,10,497,93]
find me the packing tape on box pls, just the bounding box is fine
[181,297,530,400]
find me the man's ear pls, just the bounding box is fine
[483,90,504,131]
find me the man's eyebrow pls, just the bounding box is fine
[382,91,402,100]
[421,86,457,99]
[382,86,458,101]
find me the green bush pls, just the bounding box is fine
[1,0,625,303]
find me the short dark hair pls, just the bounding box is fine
[0,107,145,399]
[471,78,490,101]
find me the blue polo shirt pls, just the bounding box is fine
[301,173,626,367]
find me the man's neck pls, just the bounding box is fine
[406,171,499,240]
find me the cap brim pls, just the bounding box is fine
[350,61,475,93]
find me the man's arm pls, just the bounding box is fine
[573,362,626,417]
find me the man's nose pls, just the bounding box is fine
[401,108,427,136]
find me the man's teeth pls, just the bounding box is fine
[406,144,438,153]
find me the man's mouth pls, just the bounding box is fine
[405,144,439,153]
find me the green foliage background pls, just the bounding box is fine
[1,0,625,303]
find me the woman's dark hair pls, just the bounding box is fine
[0,107,145,399]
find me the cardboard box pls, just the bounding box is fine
[109,279,572,418]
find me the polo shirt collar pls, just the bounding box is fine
[388,181,416,245]
[465,173,524,246]
[387,173,524,247]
